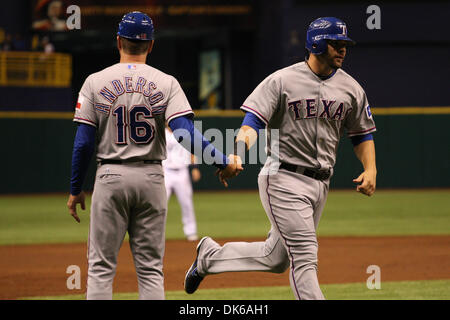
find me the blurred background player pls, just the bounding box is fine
[163,126,201,241]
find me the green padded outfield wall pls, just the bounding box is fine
[1,113,449,194]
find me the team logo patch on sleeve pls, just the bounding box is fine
[366,105,372,118]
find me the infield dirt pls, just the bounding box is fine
[0,235,449,299]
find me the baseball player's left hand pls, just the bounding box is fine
[353,169,376,196]
[67,192,86,223]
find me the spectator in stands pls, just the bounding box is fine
[13,34,27,51]
[1,34,14,51]
[31,34,40,51]
[32,0,67,31]
[41,36,55,54]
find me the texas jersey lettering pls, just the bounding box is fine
[241,61,376,170]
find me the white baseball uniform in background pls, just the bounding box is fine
[163,128,198,241]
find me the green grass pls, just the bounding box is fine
[0,195,91,245]
[0,190,449,245]
[22,279,450,300]
[318,190,450,236]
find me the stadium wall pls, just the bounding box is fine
[0,111,448,194]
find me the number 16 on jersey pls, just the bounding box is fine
[113,104,155,145]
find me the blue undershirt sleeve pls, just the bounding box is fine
[351,133,373,146]
[241,112,266,132]
[70,123,96,195]
[169,115,228,169]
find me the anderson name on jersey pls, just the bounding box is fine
[74,63,193,162]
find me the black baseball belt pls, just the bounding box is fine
[99,159,162,165]
[279,162,330,181]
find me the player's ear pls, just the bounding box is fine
[148,40,154,54]
[117,36,122,52]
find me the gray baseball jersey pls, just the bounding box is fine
[195,61,376,300]
[74,63,193,160]
[241,61,376,170]
[75,62,192,300]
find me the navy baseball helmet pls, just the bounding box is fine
[305,17,355,55]
[117,11,154,41]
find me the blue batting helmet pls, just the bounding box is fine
[305,17,355,55]
[117,11,154,41]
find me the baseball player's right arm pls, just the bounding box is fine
[165,76,242,185]
[67,123,96,223]
[168,115,243,187]
[225,72,279,176]
[67,192,85,223]
[234,111,265,157]
[68,77,98,223]
[219,112,265,183]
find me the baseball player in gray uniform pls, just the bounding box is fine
[184,17,377,300]
[66,11,240,300]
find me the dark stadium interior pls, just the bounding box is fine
[0,0,449,193]
[1,0,449,110]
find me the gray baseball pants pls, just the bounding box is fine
[196,167,329,300]
[86,162,167,300]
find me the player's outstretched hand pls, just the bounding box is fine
[353,169,377,196]
[67,191,86,223]
[216,154,243,187]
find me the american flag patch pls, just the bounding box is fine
[76,95,84,110]
[95,103,111,114]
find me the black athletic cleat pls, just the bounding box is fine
[184,236,209,294]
